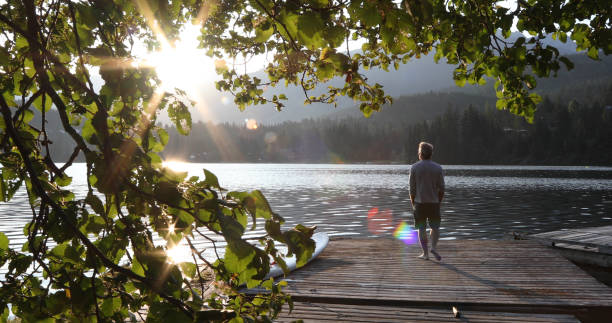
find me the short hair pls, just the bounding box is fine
[419,142,433,159]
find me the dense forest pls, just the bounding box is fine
[162,83,612,165]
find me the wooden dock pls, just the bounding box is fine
[278,302,580,322]
[530,225,612,254]
[262,238,612,322]
[530,225,612,267]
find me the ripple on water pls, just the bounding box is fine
[1,163,611,254]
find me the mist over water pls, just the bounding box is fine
[1,163,611,251]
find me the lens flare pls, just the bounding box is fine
[166,243,192,264]
[245,119,258,130]
[264,131,277,144]
[162,160,189,172]
[393,221,418,245]
[367,207,393,235]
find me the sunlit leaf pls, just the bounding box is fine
[0,232,8,251]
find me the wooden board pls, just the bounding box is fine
[530,225,612,254]
[255,239,612,313]
[277,302,580,322]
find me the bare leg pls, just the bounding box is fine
[430,228,441,260]
[417,227,429,259]
[430,228,440,250]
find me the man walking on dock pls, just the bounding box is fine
[409,142,445,261]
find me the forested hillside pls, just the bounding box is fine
[162,82,612,165]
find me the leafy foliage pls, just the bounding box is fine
[0,0,609,321]
[203,0,610,121]
[0,0,313,321]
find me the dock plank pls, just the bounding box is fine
[530,225,612,253]
[269,239,612,310]
[277,302,580,322]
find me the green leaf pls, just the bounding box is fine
[33,94,52,112]
[0,46,9,66]
[297,12,326,48]
[85,215,106,234]
[15,36,28,49]
[454,75,466,87]
[278,10,299,41]
[81,120,97,144]
[50,243,67,258]
[496,98,507,110]
[179,262,197,278]
[559,56,574,70]
[250,190,273,220]
[9,254,33,276]
[249,0,273,11]
[1,91,16,107]
[359,4,382,27]
[315,61,335,80]
[157,128,169,146]
[55,174,72,187]
[360,103,373,118]
[168,100,192,136]
[194,310,236,321]
[85,193,105,215]
[325,53,349,71]
[154,181,183,205]
[24,59,36,78]
[149,133,165,153]
[254,22,274,42]
[202,169,221,189]
[176,211,195,232]
[307,0,329,6]
[0,232,8,251]
[101,297,121,316]
[148,152,163,166]
[64,245,82,264]
[283,228,315,267]
[218,213,245,240]
[148,302,192,323]
[324,26,346,48]
[132,258,145,276]
[587,47,599,60]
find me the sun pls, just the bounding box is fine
[162,159,190,172]
[142,24,217,96]
[166,242,193,264]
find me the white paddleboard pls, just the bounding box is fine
[264,232,329,280]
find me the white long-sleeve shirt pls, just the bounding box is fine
[409,160,445,204]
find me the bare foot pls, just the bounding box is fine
[417,254,429,260]
[430,249,442,261]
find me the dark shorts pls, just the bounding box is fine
[413,203,441,230]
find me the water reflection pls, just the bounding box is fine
[1,163,611,252]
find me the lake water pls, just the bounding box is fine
[1,163,611,252]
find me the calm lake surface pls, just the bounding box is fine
[1,163,611,251]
